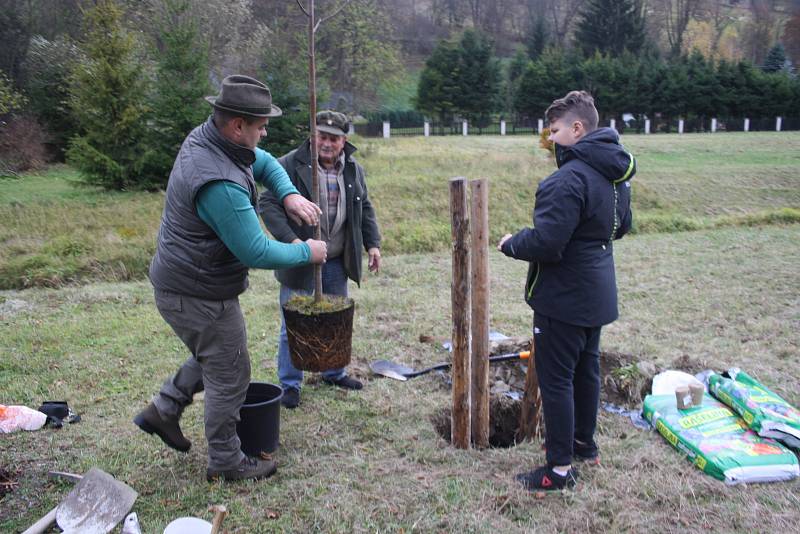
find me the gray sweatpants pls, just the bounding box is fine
[152,289,250,470]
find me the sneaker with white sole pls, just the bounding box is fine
[515,465,578,491]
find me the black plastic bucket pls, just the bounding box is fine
[237,382,283,456]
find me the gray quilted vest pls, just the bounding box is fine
[149,118,257,300]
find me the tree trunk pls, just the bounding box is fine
[306,0,323,302]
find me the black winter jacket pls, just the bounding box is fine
[501,127,635,327]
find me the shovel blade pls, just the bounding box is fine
[369,360,412,381]
[57,467,137,534]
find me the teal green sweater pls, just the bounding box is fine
[196,148,310,269]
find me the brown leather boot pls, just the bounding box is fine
[206,456,277,482]
[133,402,191,452]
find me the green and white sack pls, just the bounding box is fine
[643,393,799,485]
[708,368,800,449]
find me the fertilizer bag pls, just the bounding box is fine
[708,368,800,449]
[642,393,799,485]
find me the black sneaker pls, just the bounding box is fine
[281,387,300,409]
[133,403,191,452]
[323,375,363,390]
[206,456,277,482]
[515,465,578,491]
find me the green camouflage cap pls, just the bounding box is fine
[316,110,350,136]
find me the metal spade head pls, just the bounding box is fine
[369,360,412,381]
[56,467,137,534]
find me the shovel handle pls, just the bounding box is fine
[209,504,228,534]
[21,506,57,534]
[406,350,530,378]
[489,350,530,363]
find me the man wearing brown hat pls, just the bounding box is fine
[259,110,382,409]
[134,75,327,481]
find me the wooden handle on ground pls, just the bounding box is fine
[209,504,228,534]
[21,506,57,534]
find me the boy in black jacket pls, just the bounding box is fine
[498,91,635,490]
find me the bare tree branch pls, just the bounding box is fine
[316,0,353,31]
[295,0,310,18]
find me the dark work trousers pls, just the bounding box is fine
[152,289,250,471]
[534,312,602,467]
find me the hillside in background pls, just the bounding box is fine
[2,0,799,114]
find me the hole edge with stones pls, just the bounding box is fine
[429,336,686,448]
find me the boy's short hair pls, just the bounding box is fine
[545,91,599,132]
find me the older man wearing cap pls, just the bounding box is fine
[258,110,381,409]
[134,75,327,482]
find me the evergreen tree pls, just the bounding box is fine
[0,7,29,82]
[415,31,500,123]
[793,77,800,116]
[525,15,548,61]
[513,47,579,120]
[513,59,549,120]
[761,71,795,117]
[715,59,740,117]
[631,52,666,123]
[66,0,151,190]
[259,33,310,156]
[502,49,530,118]
[0,72,26,115]
[762,43,787,73]
[144,0,210,189]
[454,29,500,123]
[684,50,720,119]
[573,0,646,58]
[539,47,581,101]
[508,49,530,84]
[661,58,690,119]
[22,36,82,159]
[415,38,461,121]
[579,53,616,119]
[735,61,769,118]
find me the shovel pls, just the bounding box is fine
[370,350,531,381]
[23,467,137,534]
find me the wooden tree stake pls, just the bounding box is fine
[449,177,471,449]
[517,343,542,442]
[469,178,489,449]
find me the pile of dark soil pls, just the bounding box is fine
[599,351,653,406]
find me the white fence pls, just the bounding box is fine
[363,116,796,138]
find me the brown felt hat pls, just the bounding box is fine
[316,110,350,136]
[205,75,282,118]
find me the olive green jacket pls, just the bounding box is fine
[258,139,381,289]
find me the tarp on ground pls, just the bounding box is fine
[643,393,799,485]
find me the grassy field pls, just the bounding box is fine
[1,133,799,532]
[0,132,799,289]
